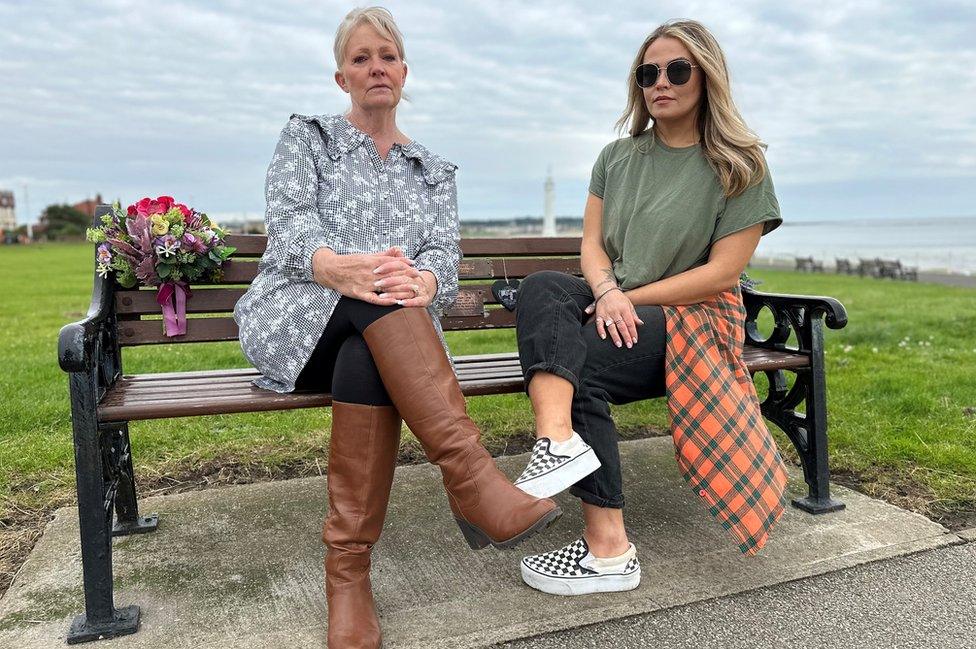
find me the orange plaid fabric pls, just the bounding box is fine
[662,287,788,555]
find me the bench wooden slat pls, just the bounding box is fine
[223,235,583,258]
[210,257,582,286]
[97,348,809,422]
[110,361,525,396]
[118,307,523,346]
[116,288,248,315]
[117,285,502,317]
[121,367,257,382]
[118,318,240,346]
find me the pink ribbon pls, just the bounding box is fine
[156,281,192,336]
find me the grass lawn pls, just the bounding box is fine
[2,242,975,555]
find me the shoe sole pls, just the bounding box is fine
[455,506,562,551]
[515,448,602,499]
[520,564,641,596]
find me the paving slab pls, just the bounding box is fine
[0,438,959,648]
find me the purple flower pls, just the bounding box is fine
[181,232,208,254]
[96,243,113,264]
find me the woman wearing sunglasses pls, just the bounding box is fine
[512,20,785,595]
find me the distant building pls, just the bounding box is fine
[72,194,103,220]
[0,190,15,233]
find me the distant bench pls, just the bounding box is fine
[854,257,918,280]
[795,256,824,273]
[58,205,849,643]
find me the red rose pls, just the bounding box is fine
[127,204,138,217]
[176,203,192,219]
[133,197,153,217]
[155,196,175,213]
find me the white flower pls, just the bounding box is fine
[96,263,110,278]
[843,345,854,353]
[155,240,180,258]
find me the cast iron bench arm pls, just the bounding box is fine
[58,268,116,374]
[741,285,848,354]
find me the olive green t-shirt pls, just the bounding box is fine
[589,133,781,290]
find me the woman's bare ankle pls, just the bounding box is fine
[583,528,631,558]
[536,422,574,443]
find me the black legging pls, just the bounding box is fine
[294,298,403,405]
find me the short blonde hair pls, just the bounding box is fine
[333,6,406,68]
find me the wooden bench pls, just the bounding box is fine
[58,205,849,643]
[878,259,918,281]
[857,257,883,278]
[794,256,824,273]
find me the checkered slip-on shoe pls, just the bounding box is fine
[513,432,601,498]
[520,537,640,596]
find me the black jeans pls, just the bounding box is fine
[515,271,668,509]
[295,297,404,406]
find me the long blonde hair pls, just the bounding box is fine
[616,20,766,198]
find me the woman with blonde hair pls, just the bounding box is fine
[234,7,560,647]
[511,19,788,595]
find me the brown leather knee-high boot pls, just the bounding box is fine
[324,401,401,649]
[362,307,561,550]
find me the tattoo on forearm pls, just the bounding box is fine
[596,267,617,289]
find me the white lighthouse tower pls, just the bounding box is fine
[542,166,556,236]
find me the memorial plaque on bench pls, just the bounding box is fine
[445,289,486,317]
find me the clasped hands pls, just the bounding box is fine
[584,287,644,349]
[312,246,434,308]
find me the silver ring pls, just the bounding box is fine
[605,319,615,327]
[614,318,624,323]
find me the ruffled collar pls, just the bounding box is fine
[291,113,456,185]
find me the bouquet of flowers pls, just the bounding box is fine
[86,196,236,337]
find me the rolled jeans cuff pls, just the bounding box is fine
[522,362,579,397]
[569,484,625,509]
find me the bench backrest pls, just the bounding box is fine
[113,234,584,346]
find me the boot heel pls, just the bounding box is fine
[454,517,491,550]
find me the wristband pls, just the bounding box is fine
[594,286,622,305]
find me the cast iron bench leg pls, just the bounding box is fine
[761,368,844,514]
[107,422,159,537]
[758,316,845,514]
[792,321,846,513]
[66,374,140,644]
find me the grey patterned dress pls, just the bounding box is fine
[234,114,461,393]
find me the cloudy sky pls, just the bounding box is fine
[1,0,974,225]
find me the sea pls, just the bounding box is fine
[753,215,976,275]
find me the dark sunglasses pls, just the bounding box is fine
[634,58,697,88]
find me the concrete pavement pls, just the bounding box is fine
[0,437,963,648]
[500,540,976,649]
